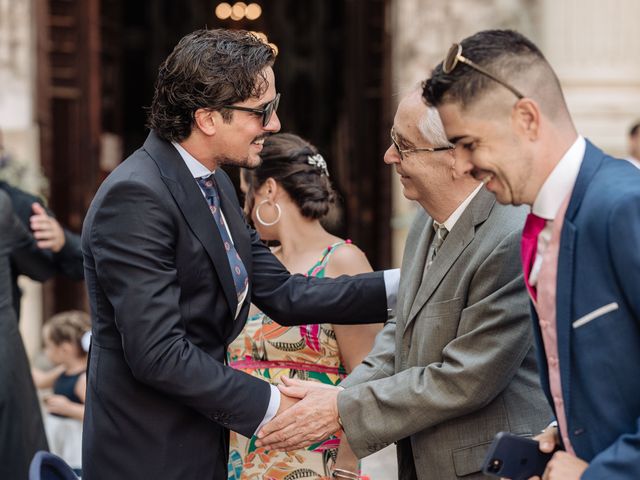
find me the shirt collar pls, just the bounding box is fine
[439,183,483,232]
[172,141,215,179]
[532,135,585,220]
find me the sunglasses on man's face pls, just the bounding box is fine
[222,93,281,127]
[443,43,525,100]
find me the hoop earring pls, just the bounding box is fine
[255,199,281,226]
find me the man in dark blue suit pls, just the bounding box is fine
[424,29,640,480]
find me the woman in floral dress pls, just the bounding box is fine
[227,133,381,479]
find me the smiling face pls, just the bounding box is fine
[437,99,536,206]
[384,91,454,203]
[214,67,281,169]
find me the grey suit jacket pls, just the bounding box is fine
[338,189,551,479]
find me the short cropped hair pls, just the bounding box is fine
[423,30,551,109]
[147,29,276,142]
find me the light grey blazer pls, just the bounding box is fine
[339,188,551,479]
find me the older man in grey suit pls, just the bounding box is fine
[257,89,551,479]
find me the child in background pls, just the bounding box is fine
[32,310,91,474]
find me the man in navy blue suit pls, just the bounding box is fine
[424,29,640,480]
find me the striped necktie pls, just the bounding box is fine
[426,222,448,270]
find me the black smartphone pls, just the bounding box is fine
[482,432,554,480]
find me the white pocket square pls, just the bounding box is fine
[572,302,619,329]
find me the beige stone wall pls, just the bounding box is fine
[540,0,640,157]
[389,0,640,265]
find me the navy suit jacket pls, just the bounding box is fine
[81,131,388,480]
[531,140,640,479]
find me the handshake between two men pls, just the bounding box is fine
[256,377,342,452]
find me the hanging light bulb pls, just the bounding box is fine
[215,2,232,20]
[231,2,247,20]
[245,3,262,20]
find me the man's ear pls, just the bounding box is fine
[194,108,217,136]
[512,98,540,141]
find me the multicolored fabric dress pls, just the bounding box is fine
[227,241,352,480]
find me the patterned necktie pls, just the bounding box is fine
[197,174,248,302]
[520,212,546,301]
[426,222,448,270]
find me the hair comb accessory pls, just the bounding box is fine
[307,153,329,176]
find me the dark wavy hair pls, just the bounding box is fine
[147,29,276,142]
[244,133,337,220]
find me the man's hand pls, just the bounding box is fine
[276,389,299,415]
[30,203,66,252]
[526,425,559,480]
[541,452,588,480]
[256,377,342,451]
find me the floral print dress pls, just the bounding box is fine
[227,241,352,480]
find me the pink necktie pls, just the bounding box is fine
[520,213,546,301]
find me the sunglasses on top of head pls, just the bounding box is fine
[443,43,525,99]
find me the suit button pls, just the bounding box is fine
[573,428,585,436]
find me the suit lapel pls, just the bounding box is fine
[563,140,604,223]
[556,219,576,413]
[400,216,433,323]
[403,189,495,335]
[142,132,238,316]
[555,139,605,416]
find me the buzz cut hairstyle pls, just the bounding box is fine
[423,29,547,109]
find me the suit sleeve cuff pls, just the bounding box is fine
[253,384,281,436]
[383,268,400,316]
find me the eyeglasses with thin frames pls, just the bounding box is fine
[443,43,525,99]
[221,93,281,127]
[390,128,454,160]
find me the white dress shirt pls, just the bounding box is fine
[438,183,484,232]
[528,136,585,286]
